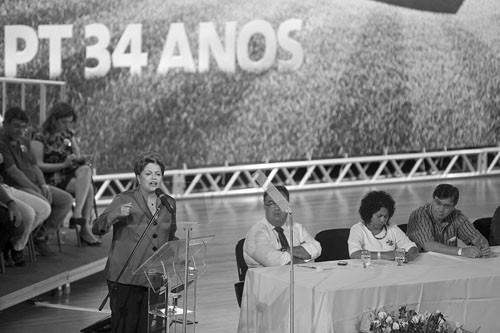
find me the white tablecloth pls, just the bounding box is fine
[238,247,500,333]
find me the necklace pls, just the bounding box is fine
[373,225,387,240]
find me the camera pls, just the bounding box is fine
[72,157,87,167]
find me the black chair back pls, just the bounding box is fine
[473,217,492,243]
[314,228,351,262]
[235,238,248,281]
[234,281,244,307]
[234,238,248,307]
[398,223,408,234]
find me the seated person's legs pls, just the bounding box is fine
[65,165,100,245]
[4,186,51,253]
[33,185,72,256]
[45,185,73,232]
[1,206,26,267]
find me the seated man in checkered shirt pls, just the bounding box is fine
[407,183,490,258]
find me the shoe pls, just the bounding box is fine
[69,217,86,229]
[80,235,101,246]
[11,249,27,267]
[34,239,56,256]
[3,252,15,267]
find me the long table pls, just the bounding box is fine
[238,247,500,333]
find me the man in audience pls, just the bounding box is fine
[407,183,490,258]
[0,107,73,256]
[490,205,500,246]
[243,185,321,268]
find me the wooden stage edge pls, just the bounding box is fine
[0,258,107,311]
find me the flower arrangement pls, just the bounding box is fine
[369,305,480,333]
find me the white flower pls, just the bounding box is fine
[435,309,441,314]
[392,322,400,330]
[378,311,387,320]
[385,316,393,324]
[411,315,419,324]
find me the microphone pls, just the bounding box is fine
[155,188,175,215]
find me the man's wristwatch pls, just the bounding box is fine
[377,252,381,260]
[457,248,463,256]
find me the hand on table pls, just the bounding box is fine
[461,246,481,258]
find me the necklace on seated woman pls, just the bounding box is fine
[372,225,388,240]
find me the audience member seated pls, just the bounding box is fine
[407,183,490,258]
[0,179,25,266]
[0,153,51,265]
[31,102,100,245]
[491,205,500,246]
[0,107,74,256]
[348,190,418,262]
[243,185,321,268]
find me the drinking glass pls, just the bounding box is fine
[361,250,371,268]
[395,248,406,266]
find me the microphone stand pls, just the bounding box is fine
[287,209,294,333]
[98,205,162,311]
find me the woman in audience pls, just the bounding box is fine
[348,190,419,261]
[31,102,100,246]
[92,151,177,333]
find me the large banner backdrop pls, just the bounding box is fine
[1,0,499,172]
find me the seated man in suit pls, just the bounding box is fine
[243,185,321,268]
[407,183,490,258]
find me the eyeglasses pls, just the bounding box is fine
[264,201,280,209]
[433,198,454,210]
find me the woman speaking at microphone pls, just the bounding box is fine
[93,151,177,333]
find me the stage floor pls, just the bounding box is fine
[0,177,499,333]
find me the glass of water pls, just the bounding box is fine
[361,250,371,268]
[395,248,406,266]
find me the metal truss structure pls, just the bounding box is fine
[93,146,500,206]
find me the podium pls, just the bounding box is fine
[133,223,214,333]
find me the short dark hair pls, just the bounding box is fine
[4,107,29,124]
[133,151,166,176]
[263,185,289,202]
[359,190,396,225]
[433,184,459,205]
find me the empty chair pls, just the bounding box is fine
[234,238,248,307]
[314,228,350,262]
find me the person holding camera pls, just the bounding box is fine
[31,102,100,246]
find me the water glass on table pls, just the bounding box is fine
[395,248,405,266]
[361,250,371,268]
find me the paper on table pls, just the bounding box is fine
[426,251,468,262]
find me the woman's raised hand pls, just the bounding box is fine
[117,202,133,217]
